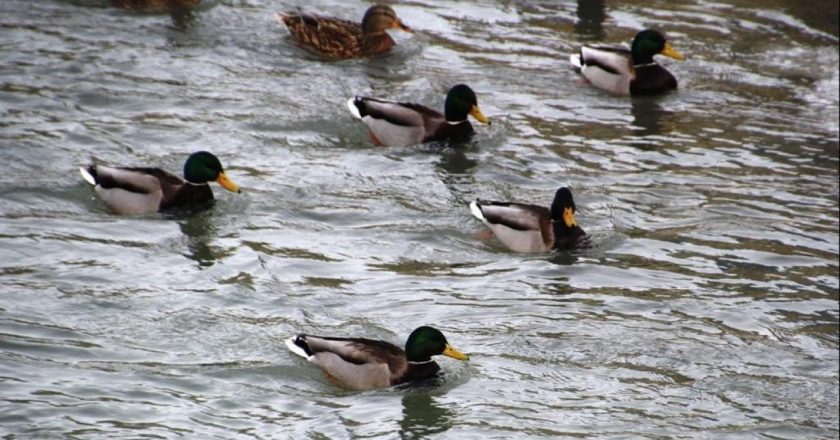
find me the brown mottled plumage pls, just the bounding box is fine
[277,5,412,60]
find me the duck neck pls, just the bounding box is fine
[632,53,655,66]
[552,219,577,236]
[360,33,395,53]
[404,358,441,382]
[630,43,656,66]
[406,349,434,363]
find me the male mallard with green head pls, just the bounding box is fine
[80,151,241,215]
[286,326,469,390]
[470,187,588,253]
[570,29,685,96]
[347,84,490,147]
[277,4,412,60]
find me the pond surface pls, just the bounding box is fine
[1,0,838,438]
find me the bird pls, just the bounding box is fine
[469,187,588,253]
[346,84,490,148]
[285,326,469,391]
[569,29,685,96]
[79,151,241,215]
[277,4,412,60]
[110,0,201,12]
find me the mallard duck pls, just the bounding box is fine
[79,151,241,215]
[569,29,685,96]
[346,84,490,148]
[469,187,588,253]
[285,326,469,390]
[277,5,412,60]
[110,0,200,12]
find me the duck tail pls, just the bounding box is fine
[469,200,485,221]
[569,51,583,72]
[79,166,97,186]
[346,97,364,120]
[285,335,313,360]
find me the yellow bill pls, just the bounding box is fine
[469,105,490,124]
[661,42,685,61]
[442,344,469,361]
[563,207,577,228]
[216,171,241,193]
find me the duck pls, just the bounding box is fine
[285,326,469,391]
[110,0,200,12]
[79,151,241,215]
[469,187,588,253]
[569,29,685,96]
[277,4,412,60]
[346,84,490,147]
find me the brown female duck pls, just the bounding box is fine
[277,4,412,60]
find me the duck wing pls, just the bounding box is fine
[351,97,435,128]
[470,200,554,253]
[287,334,408,390]
[85,165,170,193]
[309,352,392,389]
[349,98,439,147]
[577,45,634,75]
[472,201,548,231]
[82,165,189,214]
[290,335,405,365]
[280,12,362,58]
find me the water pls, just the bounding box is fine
[1,0,837,438]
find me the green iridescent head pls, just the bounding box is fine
[405,326,469,362]
[631,29,685,64]
[444,84,490,124]
[183,151,240,192]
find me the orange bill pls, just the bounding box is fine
[661,42,685,61]
[443,344,469,361]
[469,105,490,124]
[563,207,577,228]
[216,171,241,193]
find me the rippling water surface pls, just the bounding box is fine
[1,0,838,438]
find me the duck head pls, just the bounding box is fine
[444,84,490,125]
[184,151,241,193]
[361,5,412,35]
[405,326,469,363]
[550,187,578,230]
[631,29,685,65]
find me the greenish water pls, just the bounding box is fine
[0,0,838,438]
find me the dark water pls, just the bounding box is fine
[1,0,838,438]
